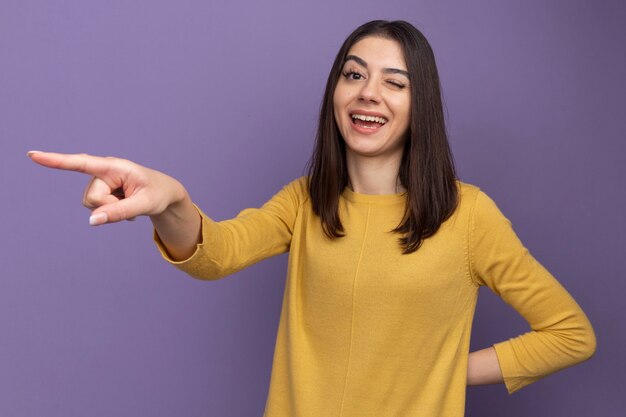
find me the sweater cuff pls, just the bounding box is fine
[493,341,537,394]
[152,204,223,270]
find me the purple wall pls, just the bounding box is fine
[2,1,624,416]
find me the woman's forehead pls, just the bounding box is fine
[345,36,407,70]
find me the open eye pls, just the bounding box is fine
[343,70,364,81]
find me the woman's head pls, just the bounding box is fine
[308,20,458,253]
[332,35,412,165]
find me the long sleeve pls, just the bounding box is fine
[154,177,308,280]
[468,190,596,393]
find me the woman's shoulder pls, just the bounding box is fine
[270,176,311,208]
[454,180,502,218]
[282,176,309,196]
[454,180,512,227]
[456,180,481,202]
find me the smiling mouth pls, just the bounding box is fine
[351,113,388,129]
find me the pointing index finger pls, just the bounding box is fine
[28,152,115,177]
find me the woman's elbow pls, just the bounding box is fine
[568,319,597,364]
[578,323,597,362]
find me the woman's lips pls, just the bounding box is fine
[350,114,386,134]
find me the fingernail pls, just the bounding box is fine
[27,150,43,157]
[89,212,108,226]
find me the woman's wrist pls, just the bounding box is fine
[150,189,202,261]
[467,346,504,386]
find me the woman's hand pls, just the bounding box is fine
[28,151,185,224]
[28,151,201,260]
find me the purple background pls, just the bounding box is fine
[1,0,624,416]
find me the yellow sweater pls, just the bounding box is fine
[155,177,596,417]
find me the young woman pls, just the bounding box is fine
[28,20,595,417]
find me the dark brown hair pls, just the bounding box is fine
[307,20,458,253]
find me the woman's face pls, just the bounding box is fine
[333,36,411,164]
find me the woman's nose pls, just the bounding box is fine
[358,78,381,103]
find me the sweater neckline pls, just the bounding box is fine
[341,187,406,206]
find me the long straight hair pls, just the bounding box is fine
[307,20,458,254]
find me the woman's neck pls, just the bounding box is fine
[346,153,405,195]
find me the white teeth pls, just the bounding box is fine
[351,114,388,124]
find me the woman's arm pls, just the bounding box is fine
[467,347,503,386]
[469,190,596,393]
[29,151,304,279]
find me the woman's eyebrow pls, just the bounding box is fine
[345,54,410,79]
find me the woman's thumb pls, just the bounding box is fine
[89,212,109,226]
[88,197,144,226]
